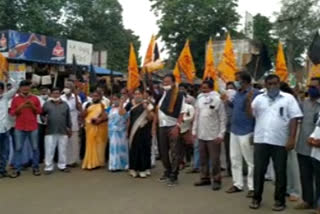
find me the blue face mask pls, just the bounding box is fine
[308,87,320,98]
[267,88,280,99]
[234,81,241,89]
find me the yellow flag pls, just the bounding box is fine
[307,63,320,84]
[203,38,218,91]
[217,33,237,82]
[127,43,140,91]
[275,42,288,82]
[173,40,196,84]
[143,35,156,67]
[0,52,8,81]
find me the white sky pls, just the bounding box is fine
[119,0,282,60]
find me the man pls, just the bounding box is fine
[249,74,303,211]
[295,77,320,210]
[37,87,50,163]
[193,80,226,191]
[0,74,18,178]
[10,80,42,177]
[226,72,259,197]
[307,118,320,214]
[155,74,187,186]
[42,88,71,174]
[61,81,82,167]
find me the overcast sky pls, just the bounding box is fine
[119,0,282,59]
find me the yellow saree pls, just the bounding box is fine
[82,103,108,169]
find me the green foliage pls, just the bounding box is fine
[274,0,320,71]
[0,0,140,72]
[150,0,240,77]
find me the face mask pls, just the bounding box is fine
[163,85,172,91]
[51,97,60,102]
[308,87,320,98]
[113,101,120,107]
[41,95,49,100]
[93,100,100,104]
[234,81,241,89]
[135,97,143,104]
[63,88,71,95]
[267,88,280,99]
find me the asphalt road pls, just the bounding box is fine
[0,163,313,214]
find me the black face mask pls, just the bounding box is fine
[93,100,100,104]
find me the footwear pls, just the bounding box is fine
[129,170,138,178]
[159,175,169,183]
[9,170,20,178]
[212,181,222,191]
[67,163,78,168]
[294,202,312,210]
[249,200,260,210]
[167,179,178,187]
[288,195,299,202]
[44,170,53,175]
[186,168,200,174]
[59,168,71,173]
[226,186,243,193]
[139,171,147,178]
[247,190,255,198]
[272,201,286,212]
[145,169,151,176]
[33,168,41,176]
[194,179,211,186]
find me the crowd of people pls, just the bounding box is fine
[0,71,320,213]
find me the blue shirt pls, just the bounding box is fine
[230,88,260,135]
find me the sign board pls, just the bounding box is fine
[9,63,26,83]
[92,50,107,69]
[67,40,93,65]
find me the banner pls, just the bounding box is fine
[0,31,9,57]
[8,30,66,63]
[67,40,93,65]
[9,63,26,83]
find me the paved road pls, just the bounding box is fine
[0,164,312,214]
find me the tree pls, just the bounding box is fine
[274,0,320,73]
[150,0,240,77]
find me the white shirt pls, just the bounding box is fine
[180,103,195,133]
[61,94,80,131]
[310,126,320,161]
[158,91,187,127]
[192,93,227,141]
[252,91,303,146]
[0,85,18,133]
[37,95,49,124]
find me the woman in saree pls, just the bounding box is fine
[82,91,108,170]
[107,94,130,171]
[128,89,154,178]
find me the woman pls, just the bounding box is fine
[107,94,129,171]
[128,89,154,178]
[82,91,108,170]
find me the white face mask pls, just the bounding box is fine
[163,85,172,91]
[63,88,71,95]
[50,97,60,102]
[41,95,49,100]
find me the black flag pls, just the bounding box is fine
[72,54,84,82]
[89,64,97,91]
[308,31,320,65]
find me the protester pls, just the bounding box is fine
[0,74,18,178]
[37,87,50,163]
[154,74,186,186]
[42,88,71,174]
[193,80,226,191]
[61,81,82,167]
[128,88,154,178]
[82,91,108,170]
[226,72,258,197]
[9,80,42,177]
[295,77,320,209]
[107,94,129,171]
[249,74,303,211]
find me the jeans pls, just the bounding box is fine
[193,139,200,169]
[0,132,9,173]
[14,129,39,172]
